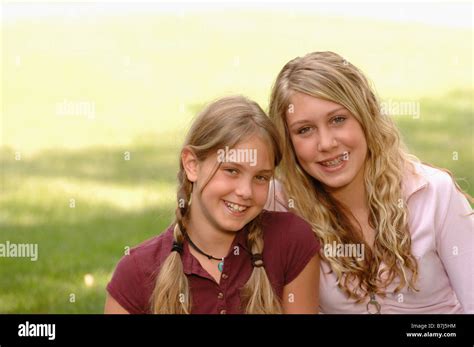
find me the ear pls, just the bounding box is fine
[181,146,199,183]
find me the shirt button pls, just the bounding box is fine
[220,309,227,314]
[221,273,228,280]
[217,292,224,299]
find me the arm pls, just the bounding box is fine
[104,293,130,314]
[282,254,320,314]
[105,250,147,314]
[436,178,474,313]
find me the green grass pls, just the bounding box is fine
[1,8,472,313]
[396,89,473,194]
[0,142,179,313]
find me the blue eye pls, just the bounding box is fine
[224,168,238,175]
[298,126,312,135]
[255,175,270,183]
[331,116,346,124]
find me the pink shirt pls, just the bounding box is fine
[265,163,474,313]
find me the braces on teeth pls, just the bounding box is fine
[321,152,349,167]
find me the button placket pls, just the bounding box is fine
[216,251,231,313]
[217,274,229,313]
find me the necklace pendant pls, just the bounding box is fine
[366,293,381,314]
[218,259,224,272]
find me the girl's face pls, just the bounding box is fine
[286,92,368,192]
[185,136,274,234]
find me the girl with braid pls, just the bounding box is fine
[105,95,320,314]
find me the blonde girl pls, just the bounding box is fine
[105,95,320,314]
[267,51,473,313]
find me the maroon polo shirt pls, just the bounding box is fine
[106,211,319,314]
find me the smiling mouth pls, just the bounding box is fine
[318,152,349,168]
[224,200,249,213]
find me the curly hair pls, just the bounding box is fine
[269,51,420,301]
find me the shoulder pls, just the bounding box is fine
[416,163,456,190]
[260,210,312,233]
[123,226,175,276]
[260,210,319,249]
[260,211,320,285]
[106,226,175,314]
[403,162,472,231]
[403,162,458,200]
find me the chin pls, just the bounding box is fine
[226,213,260,231]
[312,172,353,190]
[321,179,350,190]
[219,220,248,233]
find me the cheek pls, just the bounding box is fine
[344,126,367,157]
[253,184,270,206]
[199,175,232,199]
[360,137,368,159]
[291,136,316,163]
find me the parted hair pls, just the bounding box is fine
[269,51,420,300]
[270,51,473,300]
[150,95,283,313]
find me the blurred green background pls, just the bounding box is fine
[1,3,472,313]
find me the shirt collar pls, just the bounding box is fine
[402,162,429,200]
[180,225,250,276]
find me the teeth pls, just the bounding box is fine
[321,158,342,167]
[225,201,248,212]
[320,154,347,167]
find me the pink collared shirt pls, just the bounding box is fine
[265,163,474,313]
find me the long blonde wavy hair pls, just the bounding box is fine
[151,95,283,313]
[269,51,422,300]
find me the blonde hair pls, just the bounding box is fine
[269,51,420,300]
[151,95,283,313]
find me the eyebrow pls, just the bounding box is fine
[221,162,273,174]
[288,106,347,128]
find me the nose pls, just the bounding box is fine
[234,177,253,200]
[317,127,338,152]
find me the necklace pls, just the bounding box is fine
[185,233,225,272]
[366,292,381,314]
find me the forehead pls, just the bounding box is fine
[287,92,346,119]
[208,136,274,170]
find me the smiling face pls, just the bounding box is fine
[286,92,368,193]
[183,135,274,235]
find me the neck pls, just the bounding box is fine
[185,207,236,259]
